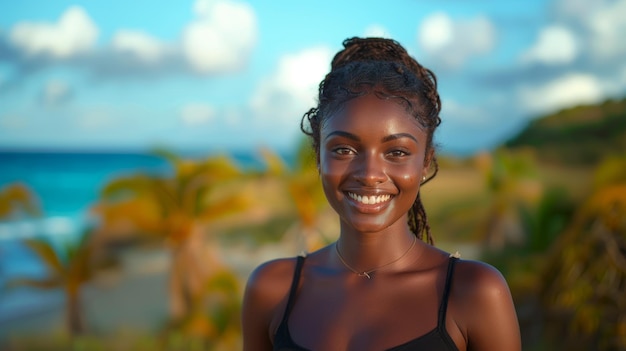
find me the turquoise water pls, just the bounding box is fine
[0,151,171,218]
[0,151,172,322]
[0,150,270,323]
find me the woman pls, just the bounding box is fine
[242,37,521,351]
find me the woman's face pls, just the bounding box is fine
[319,93,431,234]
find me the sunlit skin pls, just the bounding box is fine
[319,93,430,268]
[242,92,522,351]
[321,94,428,235]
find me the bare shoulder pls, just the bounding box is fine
[244,256,300,309]
[450,259,521,351]
[247,257,300,286]
[242,256,302,350]
[452,259,511,299]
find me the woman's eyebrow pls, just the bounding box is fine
[382,133,418,143]
[324,130,360,142]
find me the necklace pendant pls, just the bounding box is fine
[358,272,371,279]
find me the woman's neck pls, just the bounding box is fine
[336,221,418,270]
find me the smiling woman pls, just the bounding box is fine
[242,37,521,351]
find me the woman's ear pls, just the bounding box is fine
[316,155,321,173]
[423,149,435,175]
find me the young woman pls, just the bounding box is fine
[242,37,521,351]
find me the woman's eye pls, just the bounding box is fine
[333,147,354,155]
[388,150,408,157]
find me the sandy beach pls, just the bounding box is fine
[0,240,297,347]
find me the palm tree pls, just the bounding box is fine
[474,149,541,250]
[7,232,93,335]
[92,151,251,322]
[260,141,331,253]
[0,183,96,335]
[171,268,243,348]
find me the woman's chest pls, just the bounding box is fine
[284,281,442,350]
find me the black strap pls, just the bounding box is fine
[280,255,306,324]
[437,256,458,330]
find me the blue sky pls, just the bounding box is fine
[1,0,625,155]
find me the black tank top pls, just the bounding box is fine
[273,255,460,351]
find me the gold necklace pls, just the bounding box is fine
[335,236,417,279]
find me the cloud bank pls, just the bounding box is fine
[2,0,258,80]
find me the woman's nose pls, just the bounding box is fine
[353,153,386,185]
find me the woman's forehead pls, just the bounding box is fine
[321,94,425,137]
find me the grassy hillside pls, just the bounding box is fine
[505,97,626,165]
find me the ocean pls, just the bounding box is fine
[0,149,270,323]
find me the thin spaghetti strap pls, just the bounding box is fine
[280,255,306,324]
[437,256,458,330]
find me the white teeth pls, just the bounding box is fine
[347,192,391,205]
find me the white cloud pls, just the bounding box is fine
[518,73,604,114]
[250,46,332,125]
[521,25,578,65]
[586,0,626,60]
[180,103,215,126]
[112,30,168,64]
[182,0,257,74]
[553,0,598,20]
[419,13,454,53]
[553,0,626,61]
[418,13,495,69]
[40,80,72,106]
[442,99,490,124]
[364,24,391,38]
[9,6,98,59]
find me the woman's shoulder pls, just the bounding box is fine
[449,258,521,349]
[245,256,302,301]
[449,258,518,336]
[242,256,305,337]
[245,245,332,299]
[452,258,511,298]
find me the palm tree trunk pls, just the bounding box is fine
[66,284,83,335]
[169,224,218,321]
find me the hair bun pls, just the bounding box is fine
[331,37,410,70]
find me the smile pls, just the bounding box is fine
[347,192,392,205]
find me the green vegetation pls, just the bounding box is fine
[7,233,94,335]
[2,98,625,350]
[92,151,252,343]
[506,97,626,166]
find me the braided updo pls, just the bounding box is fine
[301,37,442,244]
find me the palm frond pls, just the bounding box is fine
[196,193,251,223]
[23,238,65,276]
[259,148,288,176]
[0,183,41,219]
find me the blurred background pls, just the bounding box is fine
[1,0,625,350]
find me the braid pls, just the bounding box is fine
[408,160,439,245]
[302,37,442,244]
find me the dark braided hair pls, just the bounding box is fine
[301,37,442,244]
